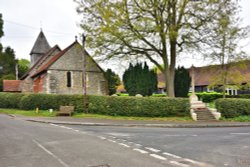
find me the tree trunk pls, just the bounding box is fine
[165,69,175,97]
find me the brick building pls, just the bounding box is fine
[4,31,108,95]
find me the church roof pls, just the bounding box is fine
[31,40,106,78]
[21,45,61,80]
[30,30,51,55]
[31,41,77,78]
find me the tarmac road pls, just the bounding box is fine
[0,114,181,167]
[66,124,250,167]
[1,114,250,167]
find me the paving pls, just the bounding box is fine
[7,114,250,128]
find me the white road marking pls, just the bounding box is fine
[133,148,148,154]
[184,158,206,165]
[74,129,79,132]
[230,133,250,135]
[118,143,130,148]
[150,154,166,160]
[170,161,190,167]
[98,136,106,140]
[145,147,161,153]
[163,152,181,159]
[135,143,142,147]
[50,123,59,127]
[33,140,69,167]
[59,126,72,130]
[108,139,117,143]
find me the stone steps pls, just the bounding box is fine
[194,109,217,121]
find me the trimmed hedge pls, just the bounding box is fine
[84,96,190,117]
[195,92,223,103]
[238,94,250,99]
[215,98,250,118]
[0,93,25,108]
[0,93,190,117]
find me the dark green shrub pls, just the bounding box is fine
[0,93,25,108]
[19,94,87,112]
[195,92,223,103]
[88,95,108,114]
[215,98,250,118]
[238,94,250,99]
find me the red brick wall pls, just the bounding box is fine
[33,76,44,93]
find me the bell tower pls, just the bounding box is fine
[30,30,51,66]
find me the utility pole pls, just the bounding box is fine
[15,63,18,80]
[82,34,87,113]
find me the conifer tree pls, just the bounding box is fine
[174,66,191,97]
[104,69,121,95]
[123,62,157,96]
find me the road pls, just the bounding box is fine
[66,124,250,167]
[0,114,249,167]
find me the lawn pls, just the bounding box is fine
[220,116,250,122]
[0,108,192,122]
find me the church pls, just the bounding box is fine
[3,31,108,95]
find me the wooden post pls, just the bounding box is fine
[82,34,87,113]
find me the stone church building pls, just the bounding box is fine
[3,31,108,95]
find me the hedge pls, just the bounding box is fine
[0,93,190,117]
[190,92,250,103]
[194,92,223,103]
[215,98,250,118]
[100,97,189,117]
[0,93,25,108]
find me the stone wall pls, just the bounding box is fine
[46,43,108,95]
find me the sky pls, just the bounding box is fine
[1,0,250,73]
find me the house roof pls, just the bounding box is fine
[193,60,250,86]
[30,30,51,55]
[21,45,61,80]
[156,60,250,88]
[3,80,21,92]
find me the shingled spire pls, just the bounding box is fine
[30,30,51,66]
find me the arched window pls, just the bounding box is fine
[66,71,72,87]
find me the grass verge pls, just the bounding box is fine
[220,116,250,122]
[0,108,192,121]
[0,108,56,117]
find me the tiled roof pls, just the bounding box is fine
[31,41,77,78]
[193,60,250,86]
[21,45,61,80]
[157,60,250,87]
[3,80,21,92]
[30,30,51,55]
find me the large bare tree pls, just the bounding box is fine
[75,0,239,97]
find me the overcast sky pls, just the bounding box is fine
[1,0,250,72]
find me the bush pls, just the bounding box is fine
[88,96,190,117]
[195,92,223,103]
[19,94,87,112]
[238,94,250,99]
[0,93,190,117]
[151,94,167,97]
[0,93,25,108]
[215,98,250,118]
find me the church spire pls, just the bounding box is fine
[30,30,51,66]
